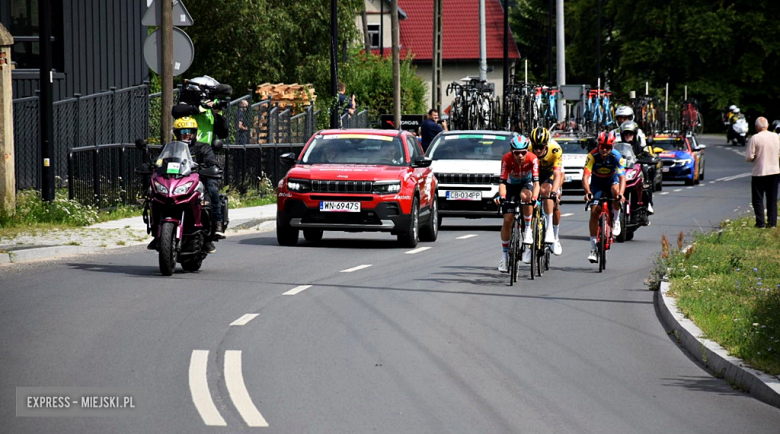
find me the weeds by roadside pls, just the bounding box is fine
[652,216,780,376]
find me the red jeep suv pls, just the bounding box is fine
[276,129,439,247]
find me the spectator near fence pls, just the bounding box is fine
[237,99,251,145]
[745,116,780,228]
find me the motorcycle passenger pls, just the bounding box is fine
[612,106,647,145]
[172,76,230,146]
[529,127,564,255]
[582,131,626,263]
[619,120,654,215]
[772,120,780,135]
[727,106,747,143]
[148,117,222,254]
[494,135,540,272]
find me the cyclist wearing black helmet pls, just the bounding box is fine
[529,127,564,255]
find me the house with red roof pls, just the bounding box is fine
[360,0,520,112]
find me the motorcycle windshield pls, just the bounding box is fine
[614,142,636,168]
[155,141,194,177]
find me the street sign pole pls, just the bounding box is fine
[330,0,338,129]
[161,0,173,145]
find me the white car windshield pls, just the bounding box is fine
[557,140,590,154]
[427,134,510,160]
[301,134,406,165]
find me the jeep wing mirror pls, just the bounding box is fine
[279,152,297,166]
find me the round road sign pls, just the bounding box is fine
[143,27,195,76]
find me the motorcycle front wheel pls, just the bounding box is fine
[159,222,177,276]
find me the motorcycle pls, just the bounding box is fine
[725,114,748,146]
[134,139,229,276]
[614,142,650,242]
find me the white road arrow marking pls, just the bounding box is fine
[341,264,372,273]
[230,314,259,326]
[283,285,312,296]
[225,350,269,427]
[189,350,227,426]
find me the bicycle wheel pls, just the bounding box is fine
[598,213,606,273]
[509,221,519,286]
[535,211,545,277]
[529,215,536,280]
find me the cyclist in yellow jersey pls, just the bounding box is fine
[529,127,564,255]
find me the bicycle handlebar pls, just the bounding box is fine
[585,196,621,211]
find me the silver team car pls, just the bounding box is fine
[425,130,518,225]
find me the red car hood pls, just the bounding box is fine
[286,164,410,181]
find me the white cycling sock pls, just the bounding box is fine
[590,236,597,250]
[613,209,621,223]
[546,214,553,229]
[553,225,560,239]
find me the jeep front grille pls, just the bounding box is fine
[435,173,498,184]
[311,180,374,193]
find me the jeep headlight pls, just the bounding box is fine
[173,181,193,196]
[154,180,169,194]
[287,179,310,192]
[374,181,402,193]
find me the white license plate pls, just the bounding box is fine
[446,191,482,201]
[662,167,670,172]
[320,201,361,212]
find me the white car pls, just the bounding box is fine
[426,130,517,224]
[553,133,593,194]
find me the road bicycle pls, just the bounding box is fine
[530,195,559,278]
[681,98,703,135]
[504,199,537,286]
[585,196,622,272]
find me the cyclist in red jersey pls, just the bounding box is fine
[494,135,540,271]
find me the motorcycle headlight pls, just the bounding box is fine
[287,179,311,192]
[154,180,169,194]
[626,170,637,181]
[173,181,194,196]
[374,181,402,194]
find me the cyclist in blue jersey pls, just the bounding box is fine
[582,131,626,263]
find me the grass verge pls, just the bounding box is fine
[653,216,780,376]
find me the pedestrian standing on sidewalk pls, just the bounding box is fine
[420,109,447,152]
[746,117,780,228]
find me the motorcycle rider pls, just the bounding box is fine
[147,117,222,254]
[772,120,780,135]
[612,106,647,145]
[619,120,654,215]
[727,106,747,145]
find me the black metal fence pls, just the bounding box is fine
[13,81,366,197]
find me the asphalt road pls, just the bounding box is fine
[2,136,779,433]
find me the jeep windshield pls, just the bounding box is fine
[301,134,406,166]
[427,134,510,160]
[557,140,590,154]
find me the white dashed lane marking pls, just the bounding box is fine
[660,192,669,195]
[230,314,259,326]
[456,234,479,240]
[283,285,312,296]
[225,350,269,427]
[189,350,227,426]
[561,213,574,217]
[406,247,431,254]
[673,189,682,192]
[341,264,372,273]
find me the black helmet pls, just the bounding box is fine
[772,120,780,134]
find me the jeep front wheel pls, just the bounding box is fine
[397,197,419,248]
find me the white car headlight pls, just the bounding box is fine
[173,181,193,195]
[674,159,692,166]
[154,180,169,194]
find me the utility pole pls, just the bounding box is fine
[548,0,553,85]
[39,0,54,201]
[330,0,339,128]
[479,0,487,82]
[556,0,565,121]
[502,0,509,127]
[391,0,400,128]
[161,0,173,144]
[431,0,442,113]
[596,0,601,88]
[380,0,384,58]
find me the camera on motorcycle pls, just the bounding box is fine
[135,139,148,151]
[279,152,297,166]
[212,139,224,152]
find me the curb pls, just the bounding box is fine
[657,281,780,409]
[0,216,276,266]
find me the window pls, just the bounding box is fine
[367,24,380,49]
[7,0,63,70]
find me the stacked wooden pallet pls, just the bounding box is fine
[255,83,316,113]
